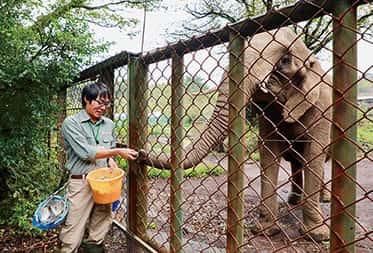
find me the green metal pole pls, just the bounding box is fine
[170,53,185,253]
[128,56,149,252]
[331,1,357,252]
[226,30,246,253]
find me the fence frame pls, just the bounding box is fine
[59,0,372,252]
[227,30,246,252]
[331,1,358,252]
[170,53,185,253]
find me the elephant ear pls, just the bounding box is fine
[282,53,321,123]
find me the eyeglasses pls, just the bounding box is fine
[94,99,112,108]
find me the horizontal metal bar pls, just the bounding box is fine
[74,51,139,83]
[72,0,371,84]
[113,220,158,253]
[139,0,370,64]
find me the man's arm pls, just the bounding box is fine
[62,118,137,162]
[95,148,138,161]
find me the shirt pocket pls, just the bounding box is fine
[101,132,114,149]
[86,136,96,145]
[83,128,97,145]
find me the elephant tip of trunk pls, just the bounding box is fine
[284,117,297,123]
[136,149,148,163]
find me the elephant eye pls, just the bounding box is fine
[280,54,292,65]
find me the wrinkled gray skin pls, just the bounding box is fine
[138,28,332,241]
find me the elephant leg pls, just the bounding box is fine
[251,140,282,236]
[320,168,331,203]
[288,159,303,205]
[301,148,329,241]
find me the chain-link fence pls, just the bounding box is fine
[61,1,372,252]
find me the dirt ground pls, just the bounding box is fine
[1,156,371,252]
[138,155,372,253]
[0,225,127,252]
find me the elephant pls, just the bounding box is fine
[138,27,332,242]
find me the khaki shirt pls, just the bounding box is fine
[61,110,117,175]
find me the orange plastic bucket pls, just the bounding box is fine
[87,168,124,204]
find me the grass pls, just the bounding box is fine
[245,125,260,161]
[147,163,225,179]
[357,103,373,153]
[147,83,218,121]
[358,79,373,97]
[116,155,225,179]
[147,222,157,229]
[113,82,371,173]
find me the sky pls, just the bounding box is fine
[93,0,186,55]
[92,0,372,79]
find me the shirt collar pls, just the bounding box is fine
[77,110,104,125]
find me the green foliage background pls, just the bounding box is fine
[0,0,370,237]
[0,2,100,235]
[0,0,159,235]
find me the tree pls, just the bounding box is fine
[0,0,159,234]
[184,74,207,93]
[168,0,372,54]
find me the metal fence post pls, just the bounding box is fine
[170,53,185,253]
[331,1,357,252]
[128,55,149,252]
[227,29,246,253]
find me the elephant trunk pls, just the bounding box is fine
[141,73,231,169]
[138,28,295,170]
[139,68,260,170]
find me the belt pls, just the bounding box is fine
[70,174,87,179]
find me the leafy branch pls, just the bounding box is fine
[168,0,372,55]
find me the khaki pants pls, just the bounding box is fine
[59,178,112,253]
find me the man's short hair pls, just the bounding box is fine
[81,82,111,107]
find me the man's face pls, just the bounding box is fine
[84,95,111,121]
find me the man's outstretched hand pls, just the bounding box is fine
[117,148,138,160]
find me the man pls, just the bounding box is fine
[60,82,138,253]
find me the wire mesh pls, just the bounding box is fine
[112,66,130,225]
[63,1,372,252]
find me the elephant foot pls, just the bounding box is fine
[300,223,329,242]
[288,191,302,205]
[289,190,330,204]
[320,189,331,203]
[300,224,329,242]
[250,217,281,236]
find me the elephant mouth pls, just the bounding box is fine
[138,28,323,170]
[260,73,288,104]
